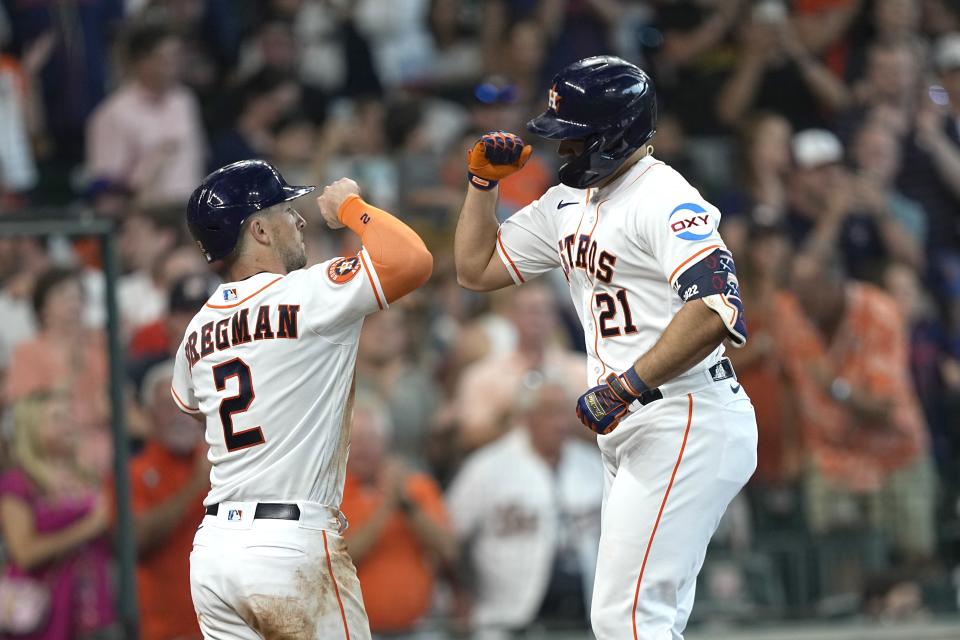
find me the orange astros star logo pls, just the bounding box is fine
[327,256,362,284]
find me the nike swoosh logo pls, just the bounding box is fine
[730,383,741,394]
[557,200,579,209]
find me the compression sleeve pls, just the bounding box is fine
[338,195,433,303]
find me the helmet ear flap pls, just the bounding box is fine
[623,113,656,150]
[558,133,611,188]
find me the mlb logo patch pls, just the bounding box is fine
[227,509,243,521]
[223,288,238,301]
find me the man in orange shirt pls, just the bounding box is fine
[340,394,457,634]
[776,252,936,562]
[129,360,209,640]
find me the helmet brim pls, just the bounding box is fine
[527,111,594,140]
[280,185,316,202]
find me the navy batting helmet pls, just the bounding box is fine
[527,56,657,189]
[186,160,315,263]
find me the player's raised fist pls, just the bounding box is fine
[317,177,361,229]
[467,131,533,190]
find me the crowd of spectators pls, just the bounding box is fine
[0,0,959,638]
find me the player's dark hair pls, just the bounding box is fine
[126,22,176,64]
[31,267,81,327]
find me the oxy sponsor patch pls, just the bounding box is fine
[668,202,715,241]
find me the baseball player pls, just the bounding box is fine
[172,159,432,639]
[454,56,758,639]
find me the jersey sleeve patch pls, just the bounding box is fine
[674,248,748,347]
[327,256,362,284]
[668,202,716,241]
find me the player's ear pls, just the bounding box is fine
[246,214,273,248]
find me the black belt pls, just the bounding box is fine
[205,503,301,520]
[640,358,736,406]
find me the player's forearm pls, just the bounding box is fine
[629,300,728,388]
[338,195,433,302]
[454,186,501,290]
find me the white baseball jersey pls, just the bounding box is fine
[496,154,739,388]
[171,249,387,508]
[496,154,757,639]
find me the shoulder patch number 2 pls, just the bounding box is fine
[328,256,362,284]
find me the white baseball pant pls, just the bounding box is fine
[190,501,370,639]
[591,373,758,639]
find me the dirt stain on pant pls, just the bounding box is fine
[327,539,371,639]
[242,592,313,639]
[238,544,360,639]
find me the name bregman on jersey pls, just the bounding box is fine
[183,303,300,368]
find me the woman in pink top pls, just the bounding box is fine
[0,392,115,639]
[5,268,111,477]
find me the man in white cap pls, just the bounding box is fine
[787,128,904,280]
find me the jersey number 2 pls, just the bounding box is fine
[596,289,638,338]
[212,358,265,452]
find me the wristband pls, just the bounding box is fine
[621,367,649,397]
[468,173,498,191]
[607,367,650,404]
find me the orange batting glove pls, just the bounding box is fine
[466,131,533,190]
